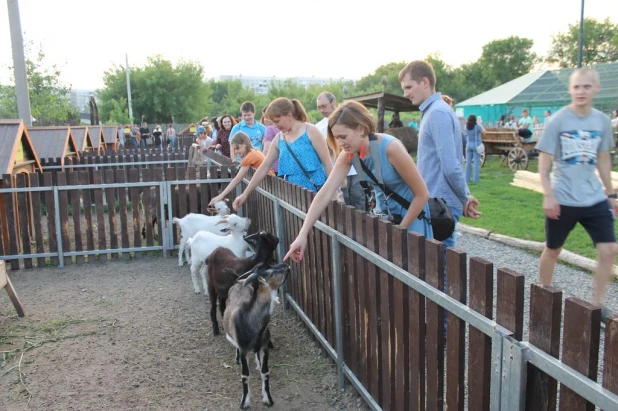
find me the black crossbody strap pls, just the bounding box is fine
[352,134,412,210]
[280,132,320,191]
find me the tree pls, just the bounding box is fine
[478,36,537,85]
[107,97,130,124]
[353,62,408,95]
[547,18,618,68]
[0,45,80,125]
[98,56,212,124]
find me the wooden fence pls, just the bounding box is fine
[0,149,617,410]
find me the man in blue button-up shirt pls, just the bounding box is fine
[398,60,481,248]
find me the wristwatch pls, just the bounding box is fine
[608,193,618,199]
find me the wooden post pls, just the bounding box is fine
[377,96,385,133]
[0,261,25,317]
[446,248,467,411]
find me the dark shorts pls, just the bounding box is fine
[545,200,616,249]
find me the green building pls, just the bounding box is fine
[457,62,618,125]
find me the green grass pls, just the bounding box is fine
[462,156,618,260]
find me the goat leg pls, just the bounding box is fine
[235,348,240,365]
[190,263,201,294]
[260,348,274,406]
[219,297,227,321]
[200,265,209,296]
[240,354,251,409]
[209,288,220,335]
[178,236,187,267]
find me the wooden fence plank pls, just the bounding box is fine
[29,174,46,267]
[177,167,187,218]
[79,171,95,261]
[43,172,58,266]
[309,191,321,334]
[56,173,70,266]
[526,284,562,411]
[324,200,335,346]
[68,171,84,264]
[378,219,393,411]
[93,170,107,261]
[425,239,445,411]
[353,210,368,388]
[446,248,467,411]
[343,205,358,376]
[15,174,31,268]
[188,167,198,213]
[391,225,407,411]
[407,232,426,411]
[166,168,176,250]
[467,257,493,411]
[559,298,601,411]
[116,170,130,260]
[496,268,525,340]
[199,166,209,215]
[128,169,141,259]
[364,214,381,403]
[2,174,19,269]
[104,170,119,260]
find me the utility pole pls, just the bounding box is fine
[7,0,32,126]
[577,0,585,68]
[125,54,133,123]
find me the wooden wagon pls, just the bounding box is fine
[480,127,540,171]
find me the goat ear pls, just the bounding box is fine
[215,219,228,226]
[224,198,229,203]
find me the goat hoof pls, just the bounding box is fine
[178,262,184,267]
[263,399,274,407]
[268,340,274,349]
[194,291,200,294]
[213,329,220,336]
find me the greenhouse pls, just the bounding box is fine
[457,61,618,125]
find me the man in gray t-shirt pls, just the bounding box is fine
[535,68,618,311]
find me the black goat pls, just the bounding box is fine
[223,262,289,409]
[206,231,279,336]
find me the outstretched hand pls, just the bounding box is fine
[209,195,223,206]
[464,196,481,218]
[232,194,246,212]
[283,235,308,263]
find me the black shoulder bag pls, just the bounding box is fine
[350,134,455,241]
[280,132,323,192]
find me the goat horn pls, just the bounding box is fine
[215,219,228,226]
[240,263,264,286]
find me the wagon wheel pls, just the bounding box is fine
[507,147,529,171]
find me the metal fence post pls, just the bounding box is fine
[500,338,527,411]
[491,334,505,411]
[159,182,168,257]
[273,199,287,311]
[331,234,345,389]
[166,181,174,257]
[53,186,64,268]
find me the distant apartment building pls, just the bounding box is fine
[69,89,96,112]
[215,75,356,95]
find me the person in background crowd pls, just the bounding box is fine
[261,107,281,175]
[229,101,266,160]
[283,100,432,263]
[130,124,140,148]
[544,110,552,123]
[535,68,617,313]
[208,132,273,206]
[316,91,366,210]
[166,124,176,148]
[152,124,164,149]
[213,114,236,158]
[232,97,333,211]
[398,60,481,249]
[611,109,618,130]
[117,124,125,150]
[464,114,486,184]
[140,121,151,147]
[518,109,533,140]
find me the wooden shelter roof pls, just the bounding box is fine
[27,127,80,162]
[88,126,105,149]
[179,123,198,136]
[102,126,118,144]
[344,91,419,112]
[0,120,42,174]
[70,126,95,152]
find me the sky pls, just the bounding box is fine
[0,0,613,91]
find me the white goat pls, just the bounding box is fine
[172,200,231,267]
[185,214,251,294]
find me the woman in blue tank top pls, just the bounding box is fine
[232,97,334,211]
[284,101,432,263]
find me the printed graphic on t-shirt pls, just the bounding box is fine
[559,130,602,165]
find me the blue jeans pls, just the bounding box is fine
[465,146,481,183]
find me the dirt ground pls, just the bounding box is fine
[0,258,365,411]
